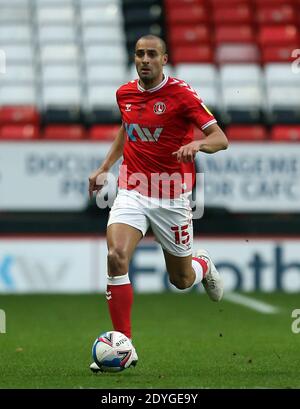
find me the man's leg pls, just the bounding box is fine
[163,249,223,301]
[106,223,143,339]
[163,251,208,290]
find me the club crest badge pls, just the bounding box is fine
[153,102,166,115]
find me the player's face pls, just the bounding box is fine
[135,39,168,85]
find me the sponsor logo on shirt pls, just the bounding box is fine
[124,123,163,142]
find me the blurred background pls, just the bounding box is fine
[0,0,300,294]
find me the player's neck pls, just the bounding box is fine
[139,73,165,91]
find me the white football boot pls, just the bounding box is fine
[89,346,138,373]
[130,346,139,367]
[194,249,223,302]
[90,361,102,373]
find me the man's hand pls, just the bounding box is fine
[88,168,108,199]
[172,141,200,163]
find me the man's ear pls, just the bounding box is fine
[163,54,168,65]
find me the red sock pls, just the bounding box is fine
[106,283,133,339]
[192,257,209,278]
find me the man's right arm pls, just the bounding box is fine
[88,125,125,199]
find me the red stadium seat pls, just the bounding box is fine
[212,5,253,24]
[0,124,39,140]
[258,25,299,46]
[89,125,120,141]
[172,45,213,64]
[271,126,300,142]
[226,125,267,141]
[168,25,210,46]
[214,25,255,43]
[254,0,294,5]
[215,44,260,64]
[166,5,208,24]
[165,0,206,5]
[0,106,40,125]
[261,44,297,63]
[43,125,85,140]
[211,0,250,5]
[256,5,296,25]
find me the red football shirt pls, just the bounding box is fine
[116,75,217,198]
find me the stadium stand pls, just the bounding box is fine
[42,124,86,140]
[89,124,121,141]
[1,0,300,241]
[164,0,300,129]
[225,124,268,141]
[0,123,39,140]
[0,0,300,140]
[122,0,165,57]
[0,105,39,124]
[271,125,300,141]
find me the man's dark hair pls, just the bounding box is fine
[135,35,167,55]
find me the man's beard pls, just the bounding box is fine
[138,68,154,83]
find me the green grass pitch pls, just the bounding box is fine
[0,292,299,389]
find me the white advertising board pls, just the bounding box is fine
[0,238,105,293]
[0,237,299,293]
[0,142,118,210]
[197,143,300,212]
[1,142,300,212]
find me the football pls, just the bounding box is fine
[92,331,138,373]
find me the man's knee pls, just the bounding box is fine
[107,247,129,274]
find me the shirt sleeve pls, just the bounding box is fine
[182,85,217,130]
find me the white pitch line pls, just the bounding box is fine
[223,292,280,314]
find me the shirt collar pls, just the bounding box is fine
[137,75,169,93]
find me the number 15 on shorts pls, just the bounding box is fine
[171,225,190,245]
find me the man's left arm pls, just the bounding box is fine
[172,124,228,163]
[199,123,229,154]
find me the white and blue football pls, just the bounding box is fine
[92,331,137,373]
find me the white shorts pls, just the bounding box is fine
[107,189,193,257]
